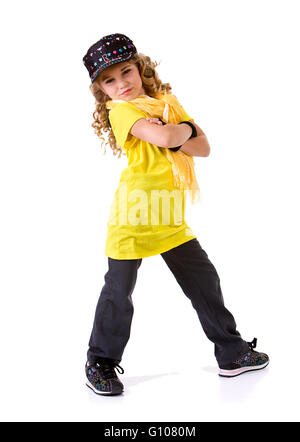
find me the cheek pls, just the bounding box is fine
[132,72,141,84]
[104,84,114,92]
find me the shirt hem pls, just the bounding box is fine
[105,235,197,260]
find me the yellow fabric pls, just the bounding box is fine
[105,93,198,259]
[106,91,200,204]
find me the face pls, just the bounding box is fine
[98,61,145,101]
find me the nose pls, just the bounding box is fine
[119,78,130,88]
[120,82,129,90]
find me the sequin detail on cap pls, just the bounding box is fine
[82,33,137,83]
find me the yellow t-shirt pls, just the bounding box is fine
[105,100,197,259]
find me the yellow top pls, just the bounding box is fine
[105,100,197,259]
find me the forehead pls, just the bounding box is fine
[100,62,133,81]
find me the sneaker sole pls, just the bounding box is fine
[218,360,269,378]
[85,379,124,395]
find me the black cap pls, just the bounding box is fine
[83,33,137,83]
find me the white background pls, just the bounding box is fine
[1,0,299,422]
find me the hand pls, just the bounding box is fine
[146,117,163,125]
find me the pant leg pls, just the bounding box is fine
[87,256,142,364]
[160,238,249,366]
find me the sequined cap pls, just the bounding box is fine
[83,33,137,83]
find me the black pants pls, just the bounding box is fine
[87,238,249,367]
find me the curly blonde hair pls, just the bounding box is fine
[88,53,173,158]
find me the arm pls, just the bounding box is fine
[130,118,171,147]
[152,118,210,157]
[164,123,193,147]
[179,135,210,157]
[129,117,210,156]
[179,121,211,157]
[129,118,192,148]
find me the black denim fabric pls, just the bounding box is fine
[87,238,249,367]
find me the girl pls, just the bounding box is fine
[82,33,269,396]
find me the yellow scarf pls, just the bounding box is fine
[106,91,200,204]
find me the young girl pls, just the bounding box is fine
[82,33,269,396]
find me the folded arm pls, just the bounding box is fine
[130,118,192,148]
[179,121,210,157]
[130,118,210,157]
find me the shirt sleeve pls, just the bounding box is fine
[108,102,148,149]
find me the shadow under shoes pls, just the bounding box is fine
[85,357,124,395]
[218,338,269,378]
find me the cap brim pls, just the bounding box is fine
[91,51,136,83]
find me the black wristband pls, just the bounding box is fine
[178,120,197,138]
[161,119,197,151]
[157,119,197,151]
[168,145,182,152]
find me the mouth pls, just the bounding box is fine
[121,88,132,95]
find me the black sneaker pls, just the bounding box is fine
[85,357,124,395]
[218,338,269,378]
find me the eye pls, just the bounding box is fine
[105,69,131,84]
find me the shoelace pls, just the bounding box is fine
[247,337,257,351]
[96,358,125,379]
